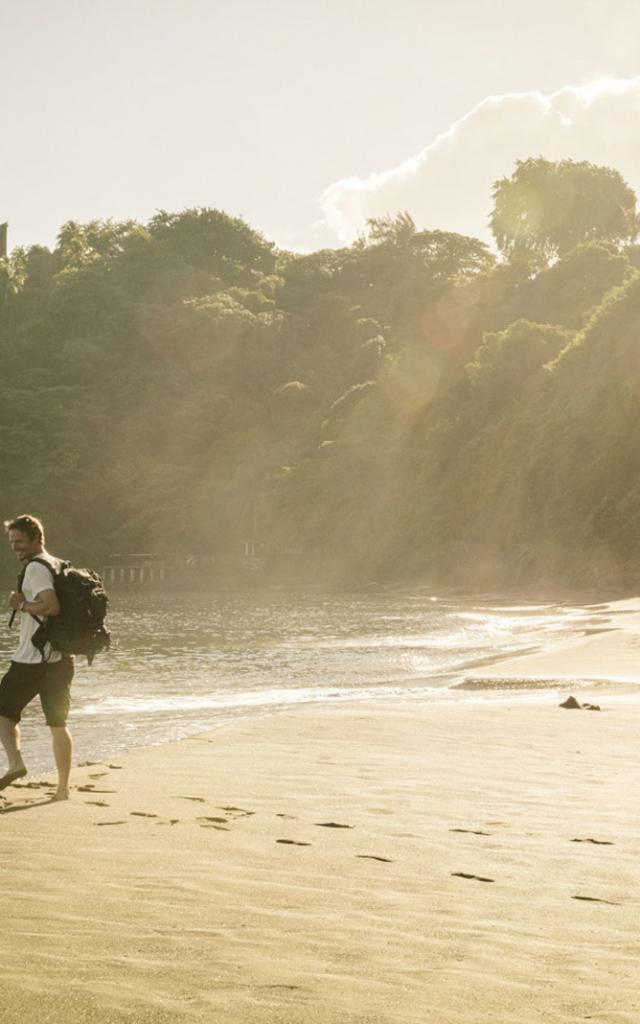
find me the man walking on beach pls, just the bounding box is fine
[0,515,73,801]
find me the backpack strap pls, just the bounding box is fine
[27,556,61,579]
[8,563,29,630]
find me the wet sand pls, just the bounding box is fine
[1,598,639,1023]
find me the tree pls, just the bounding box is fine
[0,255,25,305]
[490,158,639,262]
[148,208,275,281]
[362,211,416,246]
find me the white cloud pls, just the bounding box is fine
[319,77,640,246]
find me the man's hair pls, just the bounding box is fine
[3,514,45,544]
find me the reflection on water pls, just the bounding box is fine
[0,588,600,772]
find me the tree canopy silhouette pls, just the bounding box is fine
[490,158,639,262]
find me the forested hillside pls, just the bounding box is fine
[2,158,639,589]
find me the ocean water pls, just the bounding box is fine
[0,588,613,773]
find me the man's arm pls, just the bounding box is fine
[9,588,61,617]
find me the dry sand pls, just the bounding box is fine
[1,598,639,1023]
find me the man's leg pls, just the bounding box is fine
[41,657,74,801]
[0,716,26,774]
[50,725,72,801]
[0,664,36,788]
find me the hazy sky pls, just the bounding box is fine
[2,0,640,253]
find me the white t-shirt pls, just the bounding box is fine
[13,554,62,664]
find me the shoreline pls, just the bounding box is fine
[462,595,640,690]
[9,594,640,776]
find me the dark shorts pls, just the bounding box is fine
[0,657,74,727]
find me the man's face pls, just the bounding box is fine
[8,529,41,562]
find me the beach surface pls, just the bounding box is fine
[1,598,639,1023]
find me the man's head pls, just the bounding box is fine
[3,514,45,561]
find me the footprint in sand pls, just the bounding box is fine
[199,824,230,830]
[356,855,393,863]
[571,838,614,846]
[572,895,620,905]
[86,800,110,807]
[276,813,297,820]
[219,806,255,817]
[197,816,228,824]
[130,812,158,818]
[451,872,495,883]
[107,765,123,770]
[450,829,492,836]
[89,772,109,779]
[96,821,127,826]
[314,822,354,829]
[178,796,206,803]
[276,839,311,846]
[78,786,116,793]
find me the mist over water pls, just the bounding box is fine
[0,589,606,773]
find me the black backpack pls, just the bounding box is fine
[20,557,111,665]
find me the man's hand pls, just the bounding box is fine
[9,591,24,611]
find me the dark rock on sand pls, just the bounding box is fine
[559,696,601,711]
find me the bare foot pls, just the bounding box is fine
[51,789,70,802]
[0,766,27,791]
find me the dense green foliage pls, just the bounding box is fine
[2,161,640,589]
[491,158,639,263]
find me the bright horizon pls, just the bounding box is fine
[2,0,640,254]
